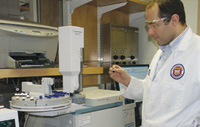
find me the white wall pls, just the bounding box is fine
[182,0,198,33]
[130,12,158,64]
[129,0,199,64]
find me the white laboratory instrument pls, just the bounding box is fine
[0,19,58,68]
[25,87,136,127]
[9,26,86,126]
[9,26,136,127]
[10,78,71,112]
[59,26,84,93]
[81,87,122,106]
[25,87,124,127]
[0,108,19,127]
[80,87,136,127]
[10,26,85,113]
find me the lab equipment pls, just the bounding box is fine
[10,78,71,112]
[0,18,58,68]
[59,26,84,93]
[101,24,139,66]
[81,87,122,107]
[25,87,136,127]
[101,24,139,84]
[9,26,84,111]
[9,26,86,126]
[9,26,136,127]
[0,108,19,127]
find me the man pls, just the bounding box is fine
[109,0,200,127]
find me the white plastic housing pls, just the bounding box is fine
[22,78,54,97]
[59,26,84,93]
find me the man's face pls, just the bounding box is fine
[145,4,174,46]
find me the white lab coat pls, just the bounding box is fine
[121,27,200,127]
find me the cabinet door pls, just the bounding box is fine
[124,27,138,64]
[110,25,138,66]
[101,24,139,84]
[111,26,126,61]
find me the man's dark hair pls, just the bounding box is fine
[146,0,186,25]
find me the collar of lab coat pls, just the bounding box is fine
[151,26,193,80]
[175,26,193,53]
[159,26,193,60]
[159,26,189,54]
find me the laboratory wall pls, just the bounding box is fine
[129,12,158,64]
[198,0,200,35]
[129,0,199,64]
[182,0,198,33]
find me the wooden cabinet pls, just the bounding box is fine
[100,24,139,83]
[101,24,139,66]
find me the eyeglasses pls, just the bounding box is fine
[145,17,168,30]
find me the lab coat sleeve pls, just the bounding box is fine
[120,76,145,100]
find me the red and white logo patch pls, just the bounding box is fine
[170,64,185,80]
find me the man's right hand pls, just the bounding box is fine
[109,65,131,87]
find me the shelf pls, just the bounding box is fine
[0,67,103,79]
[82,67,103,75]
[20,6,30,12]
[89,0,148,14]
